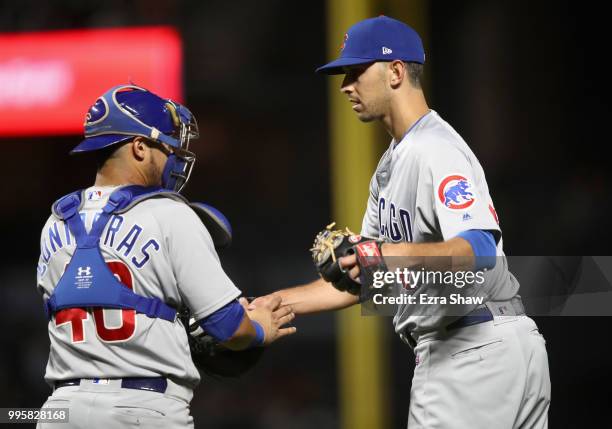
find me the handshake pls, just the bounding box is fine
[191,223,385,378]
[187,295,295,378]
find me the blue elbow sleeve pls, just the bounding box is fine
[199,300,245,342]
[456,229,497,270]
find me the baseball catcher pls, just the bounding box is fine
[36,84,295,429]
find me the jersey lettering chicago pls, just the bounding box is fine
[378,197,413,242]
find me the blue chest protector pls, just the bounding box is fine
[44,185,186,322]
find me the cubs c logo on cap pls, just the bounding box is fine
[84,97,109,126]
[340,33,348,51]
[437,174,475,210]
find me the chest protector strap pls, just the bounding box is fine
[44,186,180,322]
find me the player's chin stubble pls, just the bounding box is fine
[357,112,378,122]
[355,102,383,123]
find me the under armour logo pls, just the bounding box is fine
[382,47,393,55]
[77,266,92,276]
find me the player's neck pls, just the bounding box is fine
[94,160,149,187]
[384,90,429,142]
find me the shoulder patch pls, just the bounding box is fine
[437,174,475,210]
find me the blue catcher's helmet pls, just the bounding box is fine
[73,84,199,193]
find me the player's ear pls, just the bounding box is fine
[388,60,406,89]
[130,137,148,161]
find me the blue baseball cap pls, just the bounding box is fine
[316,15,425,75]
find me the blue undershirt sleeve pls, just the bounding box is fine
[198,300,265,347]
[456,229,497,270]
[198,300,245,343]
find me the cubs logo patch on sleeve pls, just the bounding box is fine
[437,174,475,210]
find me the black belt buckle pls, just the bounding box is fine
[54,379,80,389]
[400,331,417,348]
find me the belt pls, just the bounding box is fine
[446,306,494,331]
[54,377,168,393]
[447,296,526,331]
[401,297,526,347]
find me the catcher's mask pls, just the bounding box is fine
[72,84,199,192]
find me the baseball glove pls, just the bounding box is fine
[310,223,388,298]
[182,310,264,379]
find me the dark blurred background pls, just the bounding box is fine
[0,0,609,427]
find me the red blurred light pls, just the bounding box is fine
[0,27,182,137]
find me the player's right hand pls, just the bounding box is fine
[339,254,361,283]
[239,296,297,345]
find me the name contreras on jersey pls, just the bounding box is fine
[378,197,413,242]
[40,212,160,269]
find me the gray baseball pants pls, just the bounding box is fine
[37,379,194,429]
[407,315,550,428]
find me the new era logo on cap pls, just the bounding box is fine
[382,47,393,55]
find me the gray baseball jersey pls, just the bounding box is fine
[361,110,520,334]
[37,186,241,388]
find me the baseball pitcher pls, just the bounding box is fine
[251,16,550,429]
